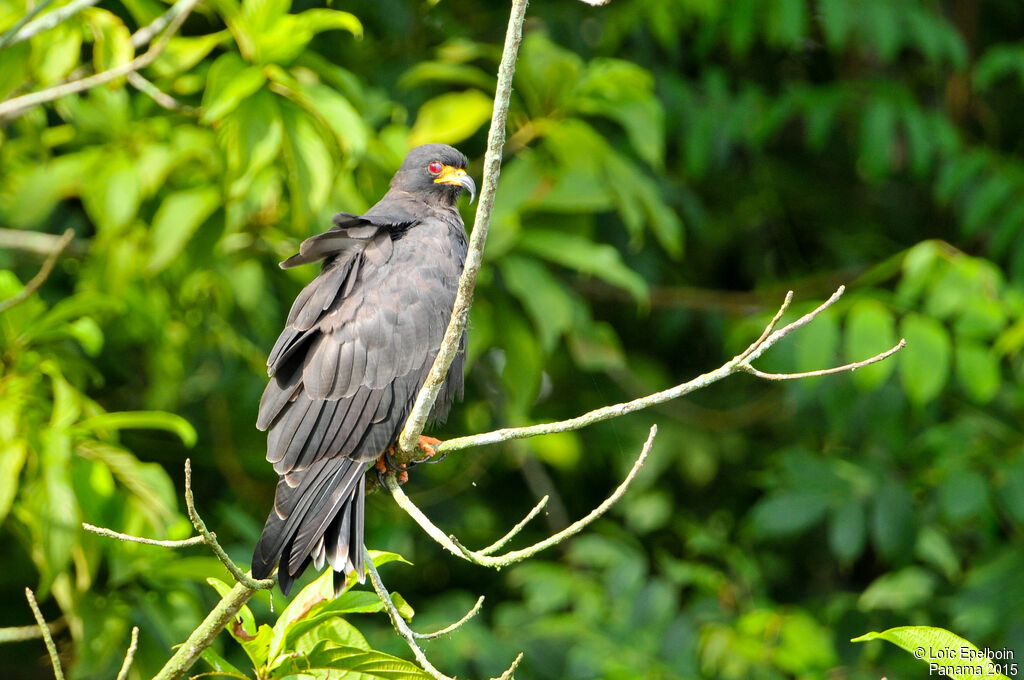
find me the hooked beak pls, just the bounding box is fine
[434,166,477,204]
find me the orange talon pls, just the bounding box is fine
[397,470,409,484]
[418,435,442,458]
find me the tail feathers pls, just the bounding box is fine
[252,460,367,596]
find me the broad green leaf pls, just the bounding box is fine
[75,440,178,527]
[871,481,915,560]
[852,626,1011,679]
[200,646,248,678]
[499,255,576,352]
[0,442,27,525]
[749,491,831,538]
[294,8,362,39]
[75,411,198,447]
[280,101,334,228]
[398,61,496,91]
[517,229,648,302]
[844,299,898,389]
[915,526,960,581]
[408,90,492,147]
[858,567,936,611]
[828,499,866,563]
[147,187,221,273]
[219,87,283,185]
[85,8,134,76]
[272,644,432,679]
[152,31,232,78]
[30,22,81,85]
[202,53,267,124]
[304,83,369,157]
[955,341,1001,403]
[80,151,141,233]
[859,98,897,179]
[899,313,951,405]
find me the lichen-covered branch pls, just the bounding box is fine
[395,0,530,460]
[82,523,208,548]
[387,425,657,569]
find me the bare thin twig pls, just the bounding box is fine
[388,425,657,569]
[0,228,86,256]
[412,596,485,641]
[739,338,907,380]
[0,0,202,120]
[128,72,194,113]
[0,619,65,644]
[184,459,276,591]
[4,0,101,48]
[25,588,64,680]
[0,229,73,314]
[0,0,55,49]
[478,495,547,556]
[432,287,903,456]
[364,547,522,680]
[395,0,530,460]
[115,627,140,680]
[82,522,208,548]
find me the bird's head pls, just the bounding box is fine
[391,144,477,206]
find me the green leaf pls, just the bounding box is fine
[80,151,141,233]
[517,229,648,303]
[85,8,134,75]
[793,308,840,374]
[408,90,492,147]
[828,499,866,563]
[499,255,577,353]
[207,577,272,667]
[0,442,28,525]
[858,567,936,611]
[871,481,915,560]
[200,646,248,678]
[152,31,232,78]
[280,100,334,229]
[898,313,951,405]
[272,644,432,679]
[844,299,898,389]
[202,53,267,124]
[147,187,221,274]
[75,411,198,447]
[750,491,831,538]
[955,341,1001,403]
[852,626,1011,679]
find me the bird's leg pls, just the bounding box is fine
[376,447,410,484]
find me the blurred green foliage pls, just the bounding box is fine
[1,0,1023,678]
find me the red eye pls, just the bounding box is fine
[428,161,443,174]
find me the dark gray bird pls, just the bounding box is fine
[252,144,475,595]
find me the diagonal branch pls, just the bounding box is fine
[0,228,74,314]
[478,495,548,556]
[3,0,100,48]
[395,0,530,461]
[431,286,903,456]
[25,588,64,680]
[0,0,202,120]
[388,425,657,569]
[363,547,522,680]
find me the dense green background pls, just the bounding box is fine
[2,0,1023,678]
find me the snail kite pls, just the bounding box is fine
[252,144,475,595]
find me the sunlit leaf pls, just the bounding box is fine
[899,313,951,405]
[408,90,492,147]
[852,626,1011,679]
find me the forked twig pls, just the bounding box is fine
[82,523,208,548]
[413,596,485,641]
[364,548,522,680]
[431,287,904,456]
[387,425,657,569]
